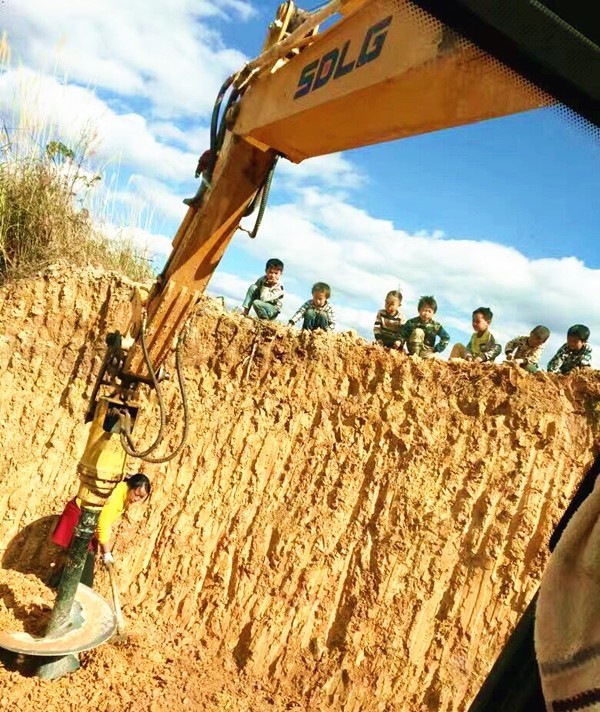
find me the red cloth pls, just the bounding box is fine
[52,498,97,551]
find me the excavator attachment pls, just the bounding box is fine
[0,584,115,658]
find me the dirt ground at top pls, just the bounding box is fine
[0,267,598,712]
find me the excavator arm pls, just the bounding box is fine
[121,0,549,381]
[34,0,598,692]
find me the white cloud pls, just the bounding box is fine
[217,0,256,21]
[1,1,251,244]
[207,271,250,304]
[112,175,190,224]
[276,154,365,191]
[0,68,199,181]
[148,122,210,153]
[102,222,173,262]
[333,304,377,335]
[7,0,254,119]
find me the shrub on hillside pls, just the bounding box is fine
[0,135,154,284]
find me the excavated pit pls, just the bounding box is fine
[0,267,598,711]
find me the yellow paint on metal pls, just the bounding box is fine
[76,398,128,508]
[235,0,550,161]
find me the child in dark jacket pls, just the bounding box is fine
[400,295,450,358]
[547,324,592,374]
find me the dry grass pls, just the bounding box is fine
[0,134,155,284]
[0,36,155,284]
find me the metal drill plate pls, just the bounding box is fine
[0,584,116,656]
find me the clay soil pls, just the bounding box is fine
[0,564,304,712]
[0,267,599,712]
[0,569,55,636]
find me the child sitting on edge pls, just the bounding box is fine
[241,258,284,320]
[373,290,405,349]
[449,307,501,362]
[504,325,550,372]
[547,324,592,374]
[288,282,336,332]
[399,295,450,358]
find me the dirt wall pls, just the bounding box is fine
[0,268,599,711]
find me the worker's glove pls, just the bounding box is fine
[102,552,115,565]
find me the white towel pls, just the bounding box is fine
[535,477,600,710]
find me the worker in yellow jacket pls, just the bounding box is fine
[51,473,151,587]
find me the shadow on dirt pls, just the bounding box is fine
[2,515,64,585]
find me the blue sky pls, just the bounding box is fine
[350,110,600,266]
[2,0,599,367]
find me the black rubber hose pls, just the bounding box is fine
[119,319,167,458]
[136,330,190,464]
[242,155,279,238]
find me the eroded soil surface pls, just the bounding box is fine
[0,268,598,711]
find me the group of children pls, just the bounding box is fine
[241,258,593,375]
[242,258,336,332]
[372,290,592,375]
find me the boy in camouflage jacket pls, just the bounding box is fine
[399,295,450,358]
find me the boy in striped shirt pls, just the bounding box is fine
[289,282,336,332]
[373,290,405,349]
[504,325,550,372]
